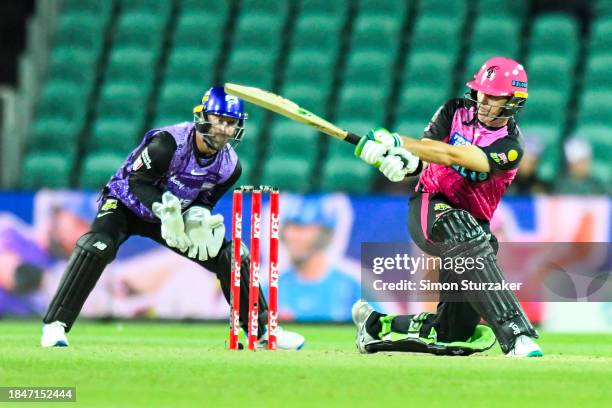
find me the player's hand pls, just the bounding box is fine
[183,206,225,261]
[354,128,402,167]
[152,192,191,252]
[379,147,421,182]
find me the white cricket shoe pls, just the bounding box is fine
[258,326,305,351]
[351,300,381,354]
[41,321,69,347]
[505,335,543,357]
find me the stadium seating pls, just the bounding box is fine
[79,151,125,190]
[20,0,608,193]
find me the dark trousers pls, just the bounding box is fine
[44,196,267,333]
[405,192,498,342]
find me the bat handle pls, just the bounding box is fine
[344,132,361,145]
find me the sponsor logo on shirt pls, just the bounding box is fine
[448,132,490,182]
[132,147,152,171]
[169,176,185,189]
[507,149,519,161]
[490,152,509,165]
[449,132,471,146]
[101,198,117,211]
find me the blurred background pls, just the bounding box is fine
[0,0,610,331]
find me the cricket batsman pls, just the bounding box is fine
[352,57,543,357]
[40,86,304,350]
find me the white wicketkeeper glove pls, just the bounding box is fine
[152,191,191,253]
[379,147,421,182]
[354,128,403,168]
[183,206,225,261]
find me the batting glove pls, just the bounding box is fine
[379,147,421,182]
[152,191,191,253]
[354,128,403,168]
[183,206,225,261]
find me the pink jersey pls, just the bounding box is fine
[416,99,524,221]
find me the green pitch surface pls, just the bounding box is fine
[1,321,611,407]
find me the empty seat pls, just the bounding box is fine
[261,157,313,192]
[336,85,387,123]
[155,81,200,124]
[350,16,402,54]
[583,55,612,90]
[298,0,348,18]
[79,151,126,190]
[526,54,573,92]
[343,50,394,89]
[576,90,612,127]
[284,51,336,89]
[404,51,455,96]
[292,15,344,54]
[411,17,462,55]
[180,0,229,15]
[469,17,521,56]
[589,18,612,55]
[267,121,318,161]
[106,48,157,84]
[320,157,374,193]
[358,0,408,18]
[418,0,467,19]
[223,50,277,90]
[397,86,447,124]
[21,152,72,189]
[529,13,579,60]
[281,84,329,113]
[89,118,141,154]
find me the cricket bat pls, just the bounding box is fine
[224,83,362,145]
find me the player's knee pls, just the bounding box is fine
[75,232,117,263]
[430,209,487,244]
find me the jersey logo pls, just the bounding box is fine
[490,152,509,165]
[132,147,151,171]
[101,199,117,211]
[448,132,490,182]
[449,132,471,146]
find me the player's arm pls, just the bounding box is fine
[401,138,491,172]
[194,160,242,210]
[402,134,523,173]
[128,131,176,210]
[354,100,457,181]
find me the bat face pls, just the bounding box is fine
[224,83,355,142]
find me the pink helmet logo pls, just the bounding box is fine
[466,56,528,99]
[485,66,499,80]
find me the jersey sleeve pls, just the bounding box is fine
[421,99,459,141]
[479,136,524,172]
[194,160,242,210]
[128,131,177,210]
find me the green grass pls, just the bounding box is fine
[1,321,611,407]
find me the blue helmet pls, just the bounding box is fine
[193,86,248,149]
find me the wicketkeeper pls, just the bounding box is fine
[41,86,304,350]
[352,56,543,357]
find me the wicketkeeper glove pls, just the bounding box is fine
[379,147,421,182]
[183,206,225,261]
[152,191,191,253]
[354,128,403,168]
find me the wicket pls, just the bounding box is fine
[229,185,279,350]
